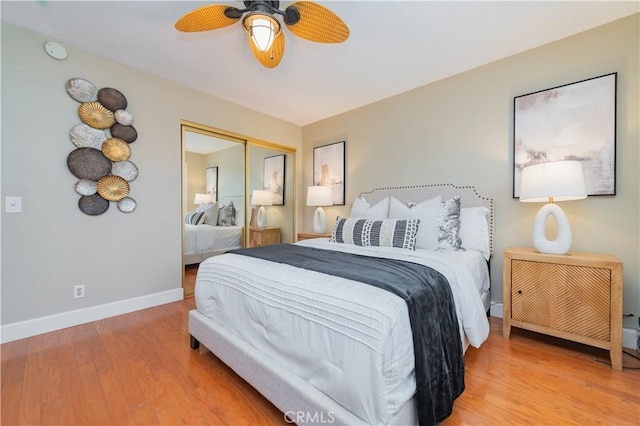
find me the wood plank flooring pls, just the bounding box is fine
[2,299,638,425]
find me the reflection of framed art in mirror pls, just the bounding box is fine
[263,154,285,206]
[206,166,218,202]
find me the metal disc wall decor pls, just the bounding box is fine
[65,78,97,103]
[97,87,127,112]
[67,147,112,180]
[110,123,137,143]
[78,101,115,129]
[102,138,131,161]
[78,193,110,215]
[70,124,107,149]
[65,77,139,215]
[117,197,137,213]
[75,179,98,196]
[111,160,139,182]
[97,175,130,201]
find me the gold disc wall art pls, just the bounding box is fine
[78,101,115,129]
[102,137,131,161]
[97,175,130,201]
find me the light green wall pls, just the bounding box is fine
[0,23,301,326]
[301,14,640,327]
[185,151,206,212]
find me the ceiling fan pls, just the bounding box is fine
[175,1,349,68]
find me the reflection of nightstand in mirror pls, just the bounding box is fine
[297,232,331,242]
[249,226,281,247]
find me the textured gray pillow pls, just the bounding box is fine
[437,196,463,251]
[217,201,236,226]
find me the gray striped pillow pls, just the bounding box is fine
[184,211,205,225]
[331,217,420,250]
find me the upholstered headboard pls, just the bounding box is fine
[357,184,495,256]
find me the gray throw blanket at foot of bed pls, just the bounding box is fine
[228,244,465,426]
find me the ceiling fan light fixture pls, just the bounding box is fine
[242,13,281,52]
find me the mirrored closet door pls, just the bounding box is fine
[181,121,246,297]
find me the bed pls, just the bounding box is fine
[184,196,245,265]
[189,184,494,425]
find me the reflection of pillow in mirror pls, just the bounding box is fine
[389,196,441,250]
[185,211,205,225]
[217,201,236,226]
[349,196,389,220]
[200,202,219,226]
[460,206,490,260]
[437,196,463,251]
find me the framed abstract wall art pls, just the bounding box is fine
[513,73,616,197]
[313,141,345,205]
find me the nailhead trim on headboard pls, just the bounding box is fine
[356,184,495,256]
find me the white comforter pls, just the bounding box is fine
[195,239,490,425]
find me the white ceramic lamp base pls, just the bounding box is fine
[312,207,327,234]
[256,206,267,228]
[532,203,572,255]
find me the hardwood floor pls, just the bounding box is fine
[183,264,198,298]
[2,299,638,425]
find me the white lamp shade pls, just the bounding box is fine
[252,190,273,206]
[242,14,280,52]
[193,193,211,205]
[519,160,587,255]
[306,186,333,206]
[519,161,587,203]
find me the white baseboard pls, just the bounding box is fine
[0,288,184,344]
[490,302,638,350]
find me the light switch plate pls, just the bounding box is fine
[5,196,22,213]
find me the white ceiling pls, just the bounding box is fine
[2,1,638,126]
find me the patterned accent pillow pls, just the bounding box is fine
[437,196,463,251]
[217,201,236,226]
[331,217,420,250]
[184,211,205,225]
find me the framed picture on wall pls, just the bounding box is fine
[313,141,345,205]
[206,166,218,202]
[263,154,285,206]
[513,73,617,197]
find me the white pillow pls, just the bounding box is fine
[388,196,441,250]
[199,202,219,226]
[460,206,491,260]
[349,196,389,220]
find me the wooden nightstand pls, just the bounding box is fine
[248,226,281,247]
[503,247,623,370]
[297,232,331,242]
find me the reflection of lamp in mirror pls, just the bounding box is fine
[252,190,273,228]
[306,186,333,234]
[194,193,211,205]
[519,161,587,255]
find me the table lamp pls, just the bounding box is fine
[193,193,211,205]
[306,186,333,234]
[252,190,273,228]
[519,160,587,255]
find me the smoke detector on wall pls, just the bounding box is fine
[44,41,67,60]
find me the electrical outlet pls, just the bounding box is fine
[73,285,85,299]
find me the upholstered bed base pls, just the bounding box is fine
[189,309,417,425]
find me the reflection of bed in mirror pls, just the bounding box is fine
[184,196,245,265]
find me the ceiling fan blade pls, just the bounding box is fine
[175,4,240,32]
[249,31,285,68]
[285,1,349,43]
